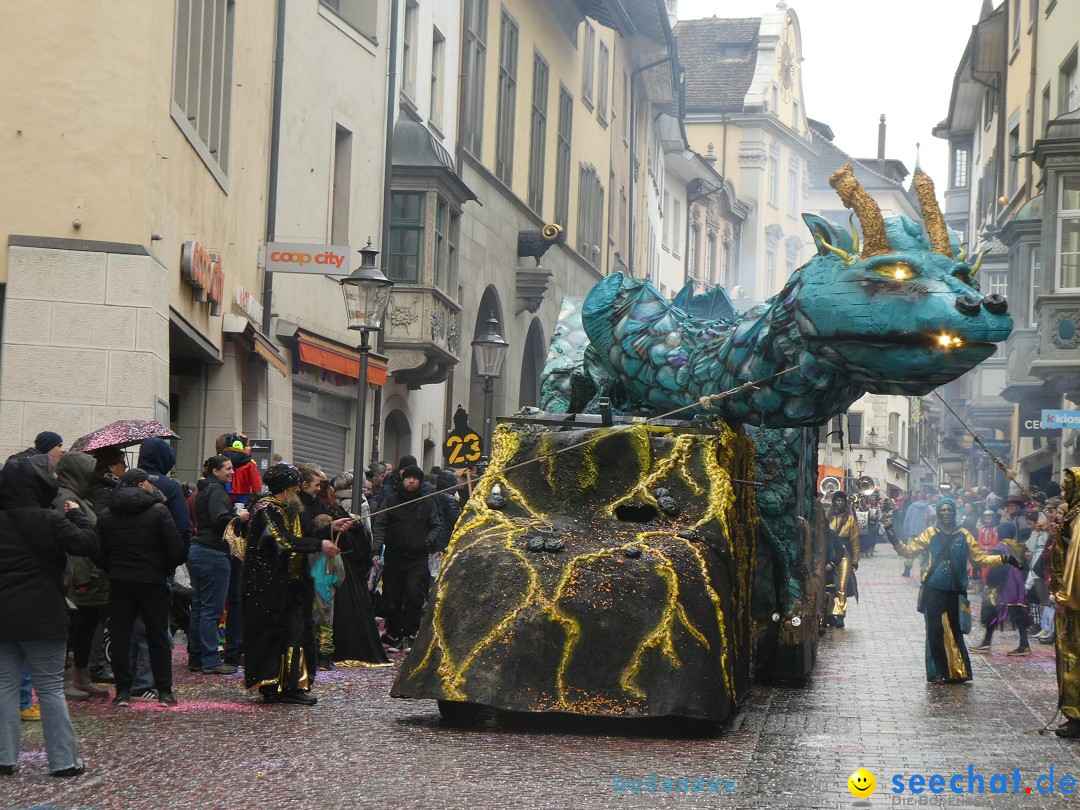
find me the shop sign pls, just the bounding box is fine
[973,439,1011,461]
[1019,403,1056,437]
[444,406,483,468]
[234,284,263,325]
[180,241,225,315]
[264,242,350,274]
[1041,409,1080,429]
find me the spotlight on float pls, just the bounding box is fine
[790,616,802,628]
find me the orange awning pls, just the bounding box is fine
[296,331,387,385]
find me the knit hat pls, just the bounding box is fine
[401,465,425,482]
[263,463,301,494]
[398,454,418,471]
[120,468,150,487]
[34,431,63,454]
[996,521,1016,540]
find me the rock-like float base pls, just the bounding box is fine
[391,419,757,722]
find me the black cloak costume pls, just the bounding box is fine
[242,464,326,701]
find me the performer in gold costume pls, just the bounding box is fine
[825,491,860,629]
[1052,467,1080,738]
[890,499,1015,683]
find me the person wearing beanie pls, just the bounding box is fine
[242,464,351,705]
[220,434,263,506]
[971,519,1032,656]
[371,464,443,653]
[33,432,64,460]
[96,468,185,708]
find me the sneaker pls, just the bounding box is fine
[1007,646,1032,657]
[188,662,202,673]
[1055,719,1080,738]
[318,656,336,671]
[388,637,413,653]
[157,691,178,707]
[281,690,318,706]
[19,704,41,721]
[970,643,991,652]
[1039,633,1057,645]
[380,633,399,648]
[0,764,15,776]
[201,663,239,675]
[131,689,159,702]
[1034,628,1050,640]
[112,692,131,708]
[51,761,85,778]
[90,669,115,684]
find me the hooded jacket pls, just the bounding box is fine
[902,499,932,541]
[222,447,262,501]
[52,451,110,607]
[0,455,98,641]
[97,485,185,583]
[138,437,192,545]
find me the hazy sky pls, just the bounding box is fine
[676,0,988,194]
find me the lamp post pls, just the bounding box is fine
[855,454,866,476]
[340,238,394,513]
[472,315,510,458]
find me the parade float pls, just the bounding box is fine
[391,166,1013,722]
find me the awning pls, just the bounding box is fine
[221,314,288,376]
[887,457,910,473]
[296,330,387,386]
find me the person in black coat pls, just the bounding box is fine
[0,455,97,777]
[97,469,186,707]
[372,465,442,651]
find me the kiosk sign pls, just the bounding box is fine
[1041,409,1080,429]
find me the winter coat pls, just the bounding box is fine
[372,487,443,559]
[97,485,186,583]
[52,452,109,607]
[191,477,234,553]
[87,472,120,514]
[902,500,932,541]
[138,437,192,545]
[0,455,98,641]
[222,448,263,502]
[433,471,463,552]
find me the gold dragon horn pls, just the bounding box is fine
[829,164,889,258]
[912,169,952,257]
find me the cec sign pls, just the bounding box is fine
[264,242,350,274]
[1019,403,1056,437]
[1041,409,1080,429]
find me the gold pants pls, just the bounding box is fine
[1057,608,1080,721]
[830,555,851,617]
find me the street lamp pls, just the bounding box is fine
[472,315,510,456]
[340,238,394,513]
[855,454,867,476]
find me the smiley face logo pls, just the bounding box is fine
[847,768,876,798]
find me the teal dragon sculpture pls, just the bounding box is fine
[541,165,1012,424]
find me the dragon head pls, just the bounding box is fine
[791,165,1012,395]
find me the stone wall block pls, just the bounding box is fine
[52,303,137,350]
[0,346,109,404]
[0,401,25,446]
[106,253,167,312]
[135,309,170,361]
[23,404,94,443]
[106,351,156,407]
[2,299,53,345]
[92,405,154,426]
[7,248,107,304]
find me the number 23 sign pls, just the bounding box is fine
[444,428,483,468]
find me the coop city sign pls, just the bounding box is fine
[264,242,350,274]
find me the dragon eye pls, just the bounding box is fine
[870,262,917,280]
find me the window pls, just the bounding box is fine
[171,0,236,186]
[787,158,799,217]
[722,237,732,288]
[622,71,629,140]
[331,126,352,244]
[826,413,862,445]
[320,0,376,38]
[527,52,549,215]
[430,30,445,130]
[555,86,573,227]
[433,197,459,293]
[765,243,777,293]
[1060,49,1078,116]
[785,247,796,282]
[388,192,424,283]
[1008,123,1020,197]
[1030,247,1041,327]
[402,1,418,100]
[688,222,699,280]
[495,10,519,186]
[888,412,901,453]
[952,147,969,188]
[706,232,717,285]
[1012,0,1021,51]
[582,24,595,108]
[984,87,996,128]
[1058,175,1080,290]
[1042,83,1051,136]
[597,41,610,126]
[661,191,670,247]
[461,0,488,156]
[672,199,681,256]
[987,272,1008,298]
[577,164,604,266]
[768,143,780,206]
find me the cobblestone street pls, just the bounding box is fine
[5,549,1080,809]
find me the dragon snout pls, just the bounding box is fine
[955,294,982,316]
[982,294,1008,315]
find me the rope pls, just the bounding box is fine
[364,363,810,522]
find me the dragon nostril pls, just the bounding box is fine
[982,294,1008,315]
[955,294,982,316]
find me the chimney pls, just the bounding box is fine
[877,114,886,161]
